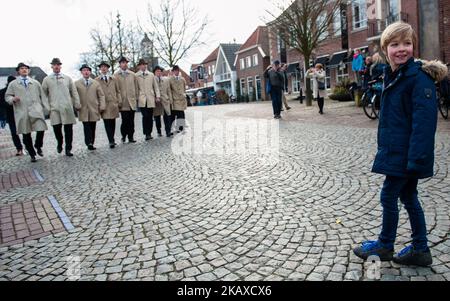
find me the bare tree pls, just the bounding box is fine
[140,0,210,67]
[266,0,348,106]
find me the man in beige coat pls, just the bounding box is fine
[136,59,160,141]
[6,63,49,162]
[153,66,173,138]
[96,61,122,149]
[75,65,106,151]
[42,58,81,157]
[169,65,187,133]
[114,57,138,143]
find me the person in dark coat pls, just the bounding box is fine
[264,60,284,119]
[353,22,448,267]
[0,75,23,156]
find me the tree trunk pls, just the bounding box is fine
[304,54,313,107]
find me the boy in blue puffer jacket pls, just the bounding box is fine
[353,22,448,267]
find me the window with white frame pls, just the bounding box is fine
[325,68,331,90]
[317,12,328,42]
[247,77,254,95]
[211,65,215,75]
[333,10,342,36]
[352,0,367,30]
[240,78,246,96]
[240,58,245,70]
[336,63,349,83]
[252,54,259,67]
[208,65,212,77]
[246,56,252,68]
[292,73,301,93]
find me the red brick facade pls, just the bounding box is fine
[440,0,450,64]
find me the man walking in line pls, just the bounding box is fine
[115,57,138,143]
[0,75,24,156]
[135,59,160,141]
[75,64,106,151]
[169,65,187,133]
[264,60,284,119]
[96,61,122,149]
[42,58,81,157]
[153,66,173,138]
[6,63,49,162]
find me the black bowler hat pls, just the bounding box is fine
[137,59,148,66]
[79,64,92,72]
[16,62,30,71]
[51,58,62,65]
[153,65,164,73]
[172,65,180,71]
[98,61,111,68]
[119,57,129,63]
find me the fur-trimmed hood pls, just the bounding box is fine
[419,59,448,82]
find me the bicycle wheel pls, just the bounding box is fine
[438,93,449,120]
[363,93,377,120]
[372,94,381,119]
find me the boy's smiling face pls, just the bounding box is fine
[387,37,414,71]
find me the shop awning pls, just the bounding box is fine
[315,56,329,66]
[328,52,348,67]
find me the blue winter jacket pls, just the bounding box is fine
[372,58,448,179]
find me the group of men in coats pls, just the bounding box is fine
[3,57,188,162]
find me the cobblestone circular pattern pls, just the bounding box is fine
[0,101,449,281]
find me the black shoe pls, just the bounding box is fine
[286,107,292,110]
[393,246,433,267]
[353,241,394,261]
[57,145,63,154]
[122,137,126,143]
[36,148,44,157]
[65,151,74,157]
[145,135,153,141]
[30,156,37,163]
[158,133,163,137]
[110,144,116,149]
[88,145,96,151]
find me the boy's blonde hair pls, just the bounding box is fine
[381,22,417,54]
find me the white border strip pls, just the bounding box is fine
[47,196,75,232]
[32,169,45,182]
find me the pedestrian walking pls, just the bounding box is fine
[136,59,160,141]
[306,64,326,115]
[0,76,23,156]
[153,66,173,138]
[115,57,138,144]
[169,65,187,133]
[75,64,106,151]
[96,61,122,149]
[42,58,81,157]
[264,60,284,119]
[5,63,49,162]
[280,64,291,111]
[353,22,448,267]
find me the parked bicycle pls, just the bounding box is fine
[361,79,383,120]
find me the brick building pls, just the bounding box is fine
[268,0,447,94]
[235,26,271,101]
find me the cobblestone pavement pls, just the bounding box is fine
[0,100,449,281]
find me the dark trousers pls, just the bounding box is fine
[378,176,428,251]
[154,112,172,136]
[83,122,97,146]
[120,111,135,140]
[172,110,185,132]
[53,124,73,151]
[141,108,154,136]
[270,87,283,116]
[23,131,44,158]
[317,97,324,113]
[103,119,116,144]
[7,120,23,151]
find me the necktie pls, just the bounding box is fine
[22,78,28,88]
[104,76,108,83]
[85,79,89,87]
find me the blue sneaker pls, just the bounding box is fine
[353,241,394,261]
[393,245,433,267]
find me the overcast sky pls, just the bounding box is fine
[0,0,275,78]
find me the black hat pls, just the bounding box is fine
[51,58,62,65]
[79,64,92,72]
[98,61,111,68]
[153,65,164,73]
[7,76,16,84]
[172,65,180,71]
[137,59,148,66]
[119,57,129,63]
[273,60,281,66]
[16,62,30,71]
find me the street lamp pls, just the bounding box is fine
[117,12,123,57]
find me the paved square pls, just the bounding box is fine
[0,100,449,281]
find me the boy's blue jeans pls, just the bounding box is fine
[379,176,429,251]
